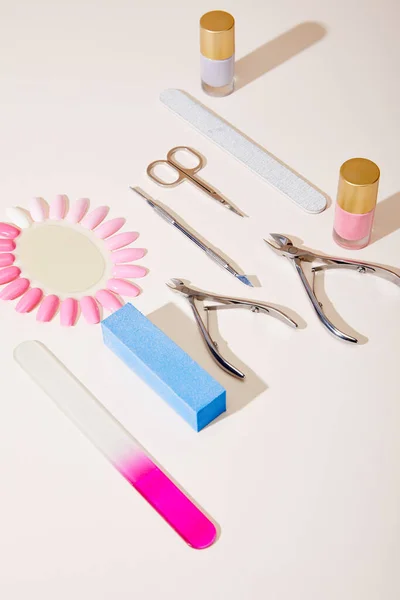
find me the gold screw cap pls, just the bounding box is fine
[200,11,235,61]
[337,158,380,214]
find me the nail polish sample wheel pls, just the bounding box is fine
[0,196,148,326]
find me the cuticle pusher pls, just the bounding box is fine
[130,186,253,287]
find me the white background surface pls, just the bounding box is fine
[0,1,399,598]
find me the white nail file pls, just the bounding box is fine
[160,89,327,214]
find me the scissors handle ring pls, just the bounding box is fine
[146,160,185,187]
[167,146,204,176]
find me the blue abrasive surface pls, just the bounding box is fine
[101,303,226,431]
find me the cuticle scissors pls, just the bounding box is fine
[147,146,245,217]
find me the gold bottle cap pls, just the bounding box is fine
[200,11,235,61]
[337,158,380,214]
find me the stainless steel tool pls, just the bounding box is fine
[166,278,298,379]
[265,233,400,343]
[147,146,245,216]
[130,187,253,286]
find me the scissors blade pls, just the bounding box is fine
[209,191,247,217]
[227,203,247,217]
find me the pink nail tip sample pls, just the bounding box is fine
[0,266,21,285]
[111,248,146,263]
[94,217,126,239]
[95,289,123,312]
[49,195,67,220]
[30,197,47,222]
[0,278,30,300]
[0,223,21,239]
[111,264,147,279]
[67,198,89,223]
[81,206,109,230]
[60,297,78,326]
[105,232,139,251]
[16,288,43,313]
[80,296,100,324]
[0,239,16,251]
[107,278,140,297]
[0,253,15,267]
[36,295,60,322]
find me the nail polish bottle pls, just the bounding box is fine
[333,158,380,250]
[200,11,235,97]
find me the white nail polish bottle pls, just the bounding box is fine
[200,11,235,97]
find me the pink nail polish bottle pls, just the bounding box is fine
[200,11,235,97]
[333,158,380,250]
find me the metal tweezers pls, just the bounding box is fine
[265,233,400,343]
[166,278,298,380]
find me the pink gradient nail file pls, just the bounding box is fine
[14,341,217,549]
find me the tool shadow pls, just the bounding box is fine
[148,303,267,419]
[370,192,400,244]
[235,22,327,90]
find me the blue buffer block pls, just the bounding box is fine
[101,303,226,431]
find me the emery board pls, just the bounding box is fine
[160,89,327,214]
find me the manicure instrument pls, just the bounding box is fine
[166,278,298,379]
[146,145,245,216]
[14,340,217,549]
[160,90,327,214]
[130,187,253,287]
[265,234,400,343]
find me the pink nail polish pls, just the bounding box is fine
[0,278,30,300]
[111,248,146,263]
[111,264,147,279]
[94,217,125,239]
[95,289,123,312]
[16,288,43,313]
[107,278,140,297]
[36,295,60,322]
[0,253,15,267]
[80,296,100,324]
[0,223,21,239]
[49,195,67,220]
[0,239,16,251]
[81,206,109,230]
[333,158,380,250]
[0,266,21,284]
[105,232,139,251]
[30,197,47,222]
[67,198,89,223]
[60,297,78,326]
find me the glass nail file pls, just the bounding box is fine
[130,186,253,287]
[160,89,327,214]
[14,340,217,549]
